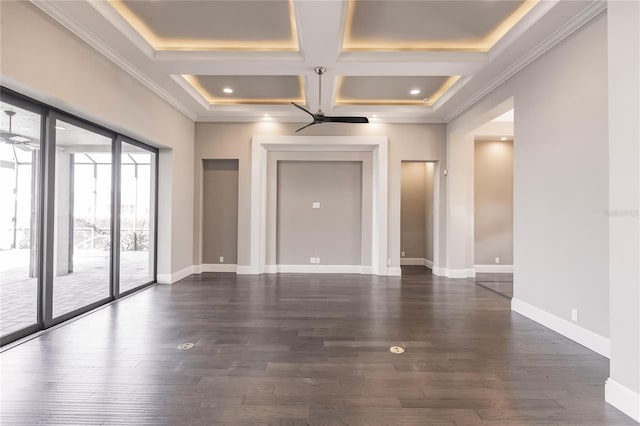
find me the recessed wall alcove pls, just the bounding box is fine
[242,135,391,275]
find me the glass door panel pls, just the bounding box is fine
[52,119,112,318]
[0,101,42,339]
[119,142,156,293]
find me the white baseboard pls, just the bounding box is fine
[475,264,514,273]
[400,258,424,266]
[198,264,237,273]
[400,258,434,269]
[432,266,446,276]
[440,268,476,278]
[235,265,257,274]
[361,266,373,274]
[266,265,366,274]
[387,267,402,276]
[511,297,610,358]
[157,265,194,284]
[605,378,640,422]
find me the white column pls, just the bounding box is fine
[605,1,640,422]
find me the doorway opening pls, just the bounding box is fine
[472,109,514,298]
[400,161,435,275]
[201,159,239,272]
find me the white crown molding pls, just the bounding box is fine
[432,75,472,111]
[487,1,559,60]
[512,297,610,358]
[170,75,211,111]
[30,0,198,121]
[87,0,156,59]
[445,0,607,122]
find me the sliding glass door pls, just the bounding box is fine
[0,87,158,346]
[118,141,156,294]
[0,99,43,341]
[51,118,113,319]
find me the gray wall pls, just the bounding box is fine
[447,14,609,337]
[607,1,640,398]
[400,162,435,262]
[401,162,426,259]
[266,151,372,267]
[277,161,362,265]
[202,160,238,264]
[1,2,195,280]
[425,162,435,262]
[193,123,446,269]
[474,139,513,265]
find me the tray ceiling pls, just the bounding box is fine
[344,0,536,51]
[30,0,604,123]
[182,75,305,105]
[337,76,460,107]
[109,0,298,51]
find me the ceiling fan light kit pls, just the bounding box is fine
[291,66,369,132]
[1,110,38,151]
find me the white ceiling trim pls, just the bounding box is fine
[169,75,210,111]
[445,0,606,122]
[487,1,559,60]
[87,0,156,59]
[29,0,198,121]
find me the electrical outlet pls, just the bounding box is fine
[401,251,405,257]
[312,202,320,209]
[310,257,315,264]
[495,257,500,264]
[219,256,224,263]
[316,257,320,264]
[571,308,579,322]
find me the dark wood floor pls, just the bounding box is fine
[1,268,634,425]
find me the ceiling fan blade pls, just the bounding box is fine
[295,121,318,133]
[291,102,316,119]
[322,116,369,124]
[14,144,34,152]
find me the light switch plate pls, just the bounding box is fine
[312,202,320,209]
[219,256,224,263]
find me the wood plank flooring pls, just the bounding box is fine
[0,267,635,425]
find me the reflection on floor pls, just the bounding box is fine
[400,266,513,299]
[471,273,514,299]
[1,271,633,424]
[0,250,152,337]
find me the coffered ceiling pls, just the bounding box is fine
[31,0,604,123]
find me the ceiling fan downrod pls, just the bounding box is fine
[314,66,326,114]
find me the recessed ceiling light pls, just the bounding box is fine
[55,126,65,130]
[264,114,269,117]
[223,87,233,94]
[501,137,508,140]
[372,114,377,118]
[410,89,421,95]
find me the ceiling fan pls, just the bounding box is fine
[0,110,39,151]
[291,67,369,132]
